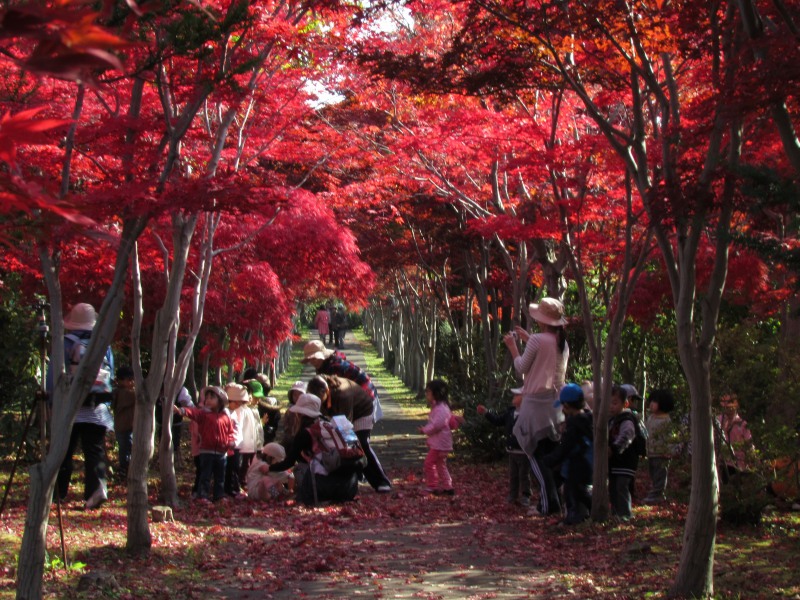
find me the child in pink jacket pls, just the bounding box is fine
[419,379,454,496]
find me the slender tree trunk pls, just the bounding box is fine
[17,218,144,599]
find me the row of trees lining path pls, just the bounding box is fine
[2,2,799,599]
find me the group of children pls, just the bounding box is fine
[172,380,307,502]
[470,381,678,524]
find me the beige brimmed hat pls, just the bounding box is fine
[528,297,567,327]
[225,382,250,403]
[64,303,96,331]
[301,340,334,363]
[289,393,322,418]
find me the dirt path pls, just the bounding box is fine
[215,334,562,599]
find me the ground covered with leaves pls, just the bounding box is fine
[1,458,800,600]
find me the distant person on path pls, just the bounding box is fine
[301,340,382,421]
[111,365,136,481]
[51,302,115,510]
[419,379,455,496]
[504,297,569,516]
[314,304,330,343]
[306,374,392,493]
[544,383,593,525]
[331,305,347,349]
[477,386,531,507]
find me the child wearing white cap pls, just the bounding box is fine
[246,443,295,500]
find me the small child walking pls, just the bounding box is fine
[175,386,235,502]
[643,389,676,504]
[419,379,454,496]
[477,387,531,507]
[246,442,295,500]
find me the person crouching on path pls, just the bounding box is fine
[247,442,294,500]
[419,379,455,496]
[306,374,392,493]
[175,386,234,502]
[268,393,359,506]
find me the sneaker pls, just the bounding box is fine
[376,485,392,493]
[85,482,107,510]
[519,497,531,507]
[438,488,455,496]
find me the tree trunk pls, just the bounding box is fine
[15,461,59,600]
[17,217,144,599]
[126,392,155,555]
[159,406,179,506]
[669,377,718,597]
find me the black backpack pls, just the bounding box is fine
[629,411,649,457]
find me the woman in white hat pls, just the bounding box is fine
[269,393,359,505]
[503,297,569,517]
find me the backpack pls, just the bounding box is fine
[65,334,112,404]
[307,418,367,475]
[629,412,649,457]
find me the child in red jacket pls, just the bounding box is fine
[175,386,234,501]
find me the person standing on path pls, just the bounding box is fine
[503,297,569,516]
[50,303,115,509]
[314,304,330,343]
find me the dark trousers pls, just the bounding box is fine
[57,422,108,501]
[645,456,670,501]
[509,452,532,501]
[356,429,391,489]
[529,438,562,514]
[563,477,592,524]
[198,452,227,501]
[239,452,255,485]
[298,468,358,506]
[115,429,133,478]
[610,474,633,518]
[224,449,242,495]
